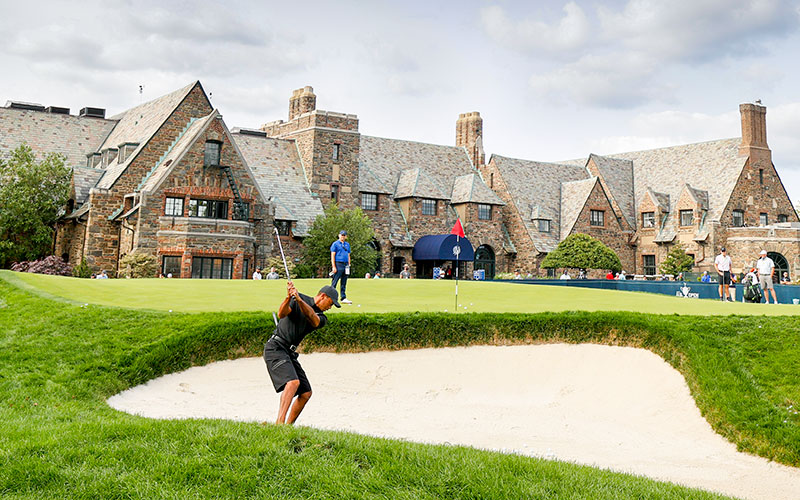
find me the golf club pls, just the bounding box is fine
[273,227,292,283]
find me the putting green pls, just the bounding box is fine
[2,270,794,316]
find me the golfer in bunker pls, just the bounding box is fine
[263,282,340,424]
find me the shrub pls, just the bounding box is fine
[294,262,314,278]
[265,256,295,279]
[119,252,158,278]
[72,257,92,278]
[11,255,72,276]
[542,233,621,272]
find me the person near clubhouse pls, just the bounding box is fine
[263,282,340,424]
[714,247,733,301]
[330,230,353,304]
[756,249,778,304]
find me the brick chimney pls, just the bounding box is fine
[456,111,485,167]
[289,86,316,120]
[739,102,768,156]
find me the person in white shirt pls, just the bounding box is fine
[265,267,280,280]
[559,270,571,280]
[756,250,778,304]
[618,270,627,280]
[252,268,263,280]
[714,247,733,301]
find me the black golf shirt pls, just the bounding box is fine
[274,293,328,347]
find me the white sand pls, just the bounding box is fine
[107,344,800,500]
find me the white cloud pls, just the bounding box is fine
[480,3,591,57]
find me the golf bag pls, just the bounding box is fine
[742,276,762,303]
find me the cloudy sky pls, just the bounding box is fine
[2,0,800,204]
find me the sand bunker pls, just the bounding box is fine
[108,344,800,500]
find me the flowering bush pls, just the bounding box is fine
[11,255,72,276]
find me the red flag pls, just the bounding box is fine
[451,218,465,238]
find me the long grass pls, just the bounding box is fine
[2,273,798,498]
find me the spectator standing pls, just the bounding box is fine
[559,270,571,280]
[605,271,614,280]
[330,230,352,304]
[400,264,411,279]
[714,247,733,301]
[513,270,522,280]
[578,269,586,280]
[701,271,711,283]
[618,270,627,280]
[756,250,778,304]
[252,268,263,280]
[265,267,280,280]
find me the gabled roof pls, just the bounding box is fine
[137,112,217,192]
[96,81,202,189]
[587,153,635,228]
[394,167,449,199]
[603,138,746,222]
[684,184,710,210]
[71,166,105,205]
[491,154,589,253]
[232,132,323,237]
[0,108,116,168]
[646,188,671,212]
[359,135,479,200]
[560,177,598,240]
[450,173,505,205]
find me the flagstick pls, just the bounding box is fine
[455,234,459,311]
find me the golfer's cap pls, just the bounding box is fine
[339,230,348,236]
[319,285,341,307]
[720,247,726,252]
[760,250,768,255]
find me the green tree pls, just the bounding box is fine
[303,204,378,278]
[541,233,621,272]
[659,242,695,276]
[0,144,71,268]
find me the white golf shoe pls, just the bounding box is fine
[341,298,353,304]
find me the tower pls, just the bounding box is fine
[456,111,485,168]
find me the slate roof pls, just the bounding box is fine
[600,138,746,224]
[685,184,710,210]
[72,166,105,205]
[0,107,116,168]
[359,136,479,200]
[560,177,598,240]
[96,81,200,189]
[451,173,505,205]
[588,154,635,228]
[491,155,590,253]
[232,132,323,237]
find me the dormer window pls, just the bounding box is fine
[642,212,655,228]
[204,141,221,167]
[102,148,118,166]
[422,199,437,216]
[537,219,550,233]
[117,142,139,164]
[478,204,491,220]
[679,210,693,227]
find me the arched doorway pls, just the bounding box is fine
[768,252,789,281]
[474,245,495,279]
[368,239,382,274]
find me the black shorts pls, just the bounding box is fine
[720,271,731,285]
[263,342,311,394]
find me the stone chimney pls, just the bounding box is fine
[739,102,768,155]
[289,86,316,120]
[456,111,485,167]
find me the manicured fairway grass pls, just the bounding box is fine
[4,270,797,315]
[0,276,747,499]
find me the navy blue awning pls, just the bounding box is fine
[412,234,475,262]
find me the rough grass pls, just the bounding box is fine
[2,273,799,498]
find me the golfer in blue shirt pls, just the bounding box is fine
[330,230,353,304]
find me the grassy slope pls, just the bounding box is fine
[0,278,742,499]
[5,270,797,316]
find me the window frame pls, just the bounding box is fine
[274,219,291,236]
[760,212,768,226]
[203,141,222,167]
[478,204,492,220]
[537,219,550,233]
[361,192,378,211]
[778,214,789,223]
[333,143,341,162]
[188,199,229,219]
[643,255,656,276]
[679,209,693,227]
[421,198,437,216]
[590,209,605,227]
[162,255,181,277]
[165,197,184,216]
[330,183,340,204]
[191,256,233,279]
[732,209,745,227]
[642,211,655,228]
